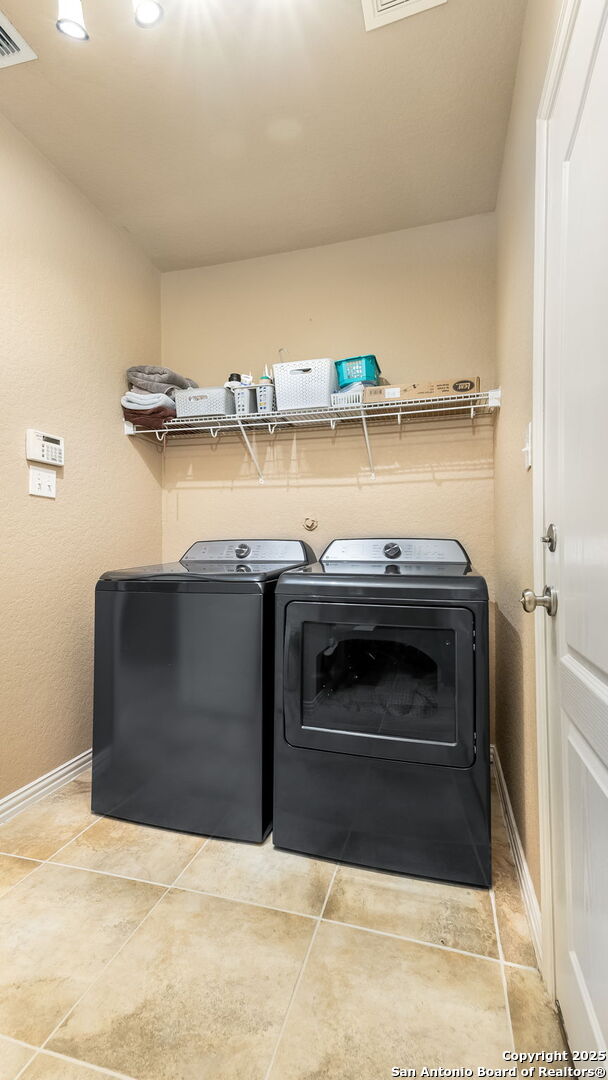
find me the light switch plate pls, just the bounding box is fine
[522,421,533,470]
[29,465,56,498]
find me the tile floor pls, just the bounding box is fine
[0,770,567,1080]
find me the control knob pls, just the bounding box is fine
[383,542,402,560]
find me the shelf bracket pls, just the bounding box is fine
[360,412,376,480]
[237,418,265,483]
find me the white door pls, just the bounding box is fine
[534,0,608,1051]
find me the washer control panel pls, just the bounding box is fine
[181,539,308,564]
[321,538,469,564]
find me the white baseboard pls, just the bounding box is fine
[0,749,92,824]
[492,744,542,966]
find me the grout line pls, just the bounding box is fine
[9,1041,138,1080]
[0,852,41,863]
[262,863,339,1080]
[320,914,505,965]
[490,888,515,1052]
[6,816,103,868]
[167,835,210,888]
[0,859,45,902]
[9,1040,139,1080]
[39,883,172,1055]
[319,864,339,920]
[503,959,540,972]
[170,881,319,921]
[7,1042,37,1080]
[48,859,182,891]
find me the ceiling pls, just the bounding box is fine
[0,0,527,270]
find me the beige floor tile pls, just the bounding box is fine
[51,815,205,885]
[489,779,537,967]
[0,1036,35,1080]
[493,840,537,966]
[20,1052,133,1079]
[269,920,512,1078]
[325,864,498,957]
[0,863,162,1044]
[507,967,569,1053]
[0,780,97,861]
[0,854,39,899]
[49,888,315,1080]
[175,834,334,915]
[491,781,510,845]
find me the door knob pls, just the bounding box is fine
[521,586,558,617]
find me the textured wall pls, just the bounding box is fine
[161,215,497,704]
[0,114,162,798]
[494,0,562,896]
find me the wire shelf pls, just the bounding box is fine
[124,388,501,482]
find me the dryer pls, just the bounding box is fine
[273,538,490,887]
[93,539,314,842]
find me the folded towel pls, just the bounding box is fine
[122,392,176,410]
[123,405,176,430]
[127,365,198,398]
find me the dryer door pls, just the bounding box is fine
[283,602,475,766]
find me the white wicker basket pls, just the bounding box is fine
[175,387,236,417]
[233,387,258,415]
[273,358,338,411]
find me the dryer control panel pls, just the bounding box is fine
[320,538,470,565]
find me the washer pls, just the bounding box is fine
[274,538,490,887]
[92,539,314,842]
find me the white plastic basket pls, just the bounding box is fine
[233,387,258,415]
[175,387,236,417]
[273,358,338,411]
[256,384,276,414]
[331,389,363,408]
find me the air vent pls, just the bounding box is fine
[361,0,447,32]
[0,10,37,69]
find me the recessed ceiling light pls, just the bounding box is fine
[56,0,88,39]
[133,0,163,27]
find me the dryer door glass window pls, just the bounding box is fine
[302,623,456,745]
[283,602,475,766]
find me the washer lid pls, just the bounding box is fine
[179,539,312,577]
[98,539,313,584]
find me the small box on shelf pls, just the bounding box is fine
[364,377,480,405]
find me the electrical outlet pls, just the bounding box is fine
[29,465,56,499]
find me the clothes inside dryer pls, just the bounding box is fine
[302,622,456,742]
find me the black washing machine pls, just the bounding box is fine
[93,539,314,842]
[273,538,490,887]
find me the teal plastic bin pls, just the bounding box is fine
[335,355,380,388]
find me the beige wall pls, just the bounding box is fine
[494,0,562,896]
[0,114,162,799]
[161,214,497,660]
